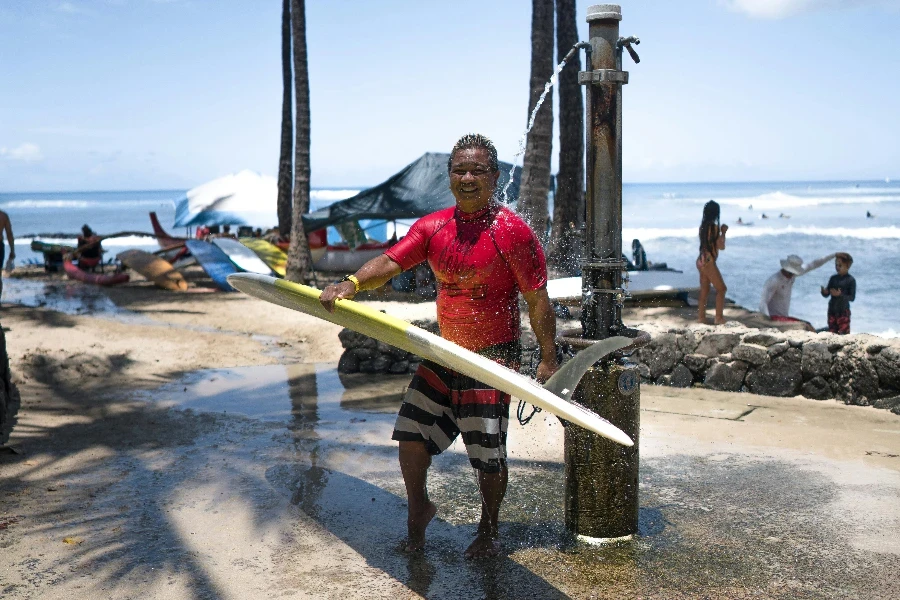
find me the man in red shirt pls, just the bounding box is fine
[320,134,558,558]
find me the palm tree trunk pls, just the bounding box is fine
[276,0,293,239]
[518,0,555,242]
[549,0,584,274]
[286,0,312,282]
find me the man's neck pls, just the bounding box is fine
[456,198,492,214]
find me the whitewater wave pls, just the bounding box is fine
[310,189,360,202]
[873,329,900,339]
[624,225,900,241]
[25,235,159,247]
[711,191,900,210]
[2,200,92,209]
[1,198,175,209]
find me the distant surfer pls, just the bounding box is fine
[759,253,836,331]
[319,134,558,559]
[867,211,875,219]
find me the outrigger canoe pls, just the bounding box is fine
[63,259,130,286]
[149,212,187,248]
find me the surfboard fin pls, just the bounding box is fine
[542,336,633,401]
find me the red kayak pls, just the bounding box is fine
[64,259,130,286]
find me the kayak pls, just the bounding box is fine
[63,259,130,286]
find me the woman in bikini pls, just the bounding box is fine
[696,200,728,325]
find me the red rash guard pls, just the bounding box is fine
[385,204,547,351]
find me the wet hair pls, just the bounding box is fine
[699,200,721,255]
[835,252,853,266]
[81,224,94,237]
[448,133,499,173]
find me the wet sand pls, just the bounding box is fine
[1,270,898,599]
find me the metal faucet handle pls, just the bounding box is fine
[617,36,641,64]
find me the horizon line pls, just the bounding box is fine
[1,177,895,196]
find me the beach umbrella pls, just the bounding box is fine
[174,170,277,229]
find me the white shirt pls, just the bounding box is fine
[759,254,835,317]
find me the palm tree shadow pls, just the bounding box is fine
[1,353,293,598]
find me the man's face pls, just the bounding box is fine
[449,147,499,211]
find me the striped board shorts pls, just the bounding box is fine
[391,341,520,473]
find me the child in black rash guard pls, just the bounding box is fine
[821,252,856,334]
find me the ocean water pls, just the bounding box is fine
[2,180,897,337]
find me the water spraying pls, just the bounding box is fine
[501,42,591,205]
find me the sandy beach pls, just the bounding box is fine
[1,268,898,599]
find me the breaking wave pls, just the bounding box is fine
[710,191,900,210]
[624,225,900,241]
[24,235,158,247]
[1,198,174,209]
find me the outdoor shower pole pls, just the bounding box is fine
[563,3,640,542]
[581,3,626,339]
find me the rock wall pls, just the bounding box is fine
[336,320,900,414]
[336,320,438,376]
[629,324,900,412]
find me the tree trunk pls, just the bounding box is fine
[286,0,312,282]
[518,0,555,242]
[276,0,293,239]
[549,0,584,274]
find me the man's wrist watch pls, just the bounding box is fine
[341,274,360,294]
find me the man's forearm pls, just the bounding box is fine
[353,254,402,291]
[800,253,836,276]
[524,289,557,362]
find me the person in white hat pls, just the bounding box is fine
[759,253,836,327]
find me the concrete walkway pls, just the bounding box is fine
[2,364,898,599]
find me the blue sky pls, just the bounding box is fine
[1,0,898,191]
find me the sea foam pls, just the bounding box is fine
[1,198,175,209]
[712,191,900,210]
[624,225,900,241]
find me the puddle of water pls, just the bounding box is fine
[3,277,148,323]
[145,363,407,423]
[135,363,897,598]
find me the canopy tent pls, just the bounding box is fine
[174,170,277,228]
[301,152,523,233]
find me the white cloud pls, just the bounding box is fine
[0,143,44,162]
[721,0,900,19]
[57,1,90,15]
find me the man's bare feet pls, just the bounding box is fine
[464,531,501,559]
[404,501,437,552]
[714,317,726,325]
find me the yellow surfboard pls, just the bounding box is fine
[239,238,286,277]
[227,273,634,446]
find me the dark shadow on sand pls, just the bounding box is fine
[0,353,287,599]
